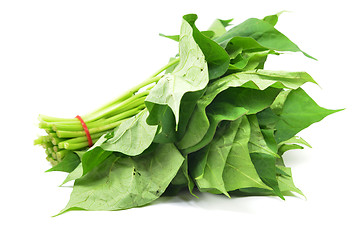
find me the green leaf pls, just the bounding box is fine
[150,14,232,141]
[200,30,216,39]
[229,54,249,69]
[275,88,343,143]
[262,11,286,26]
[101,109,158,155]
[146,104,176,143]
[277,166,305,197]
[257,107,279,129]
[159,14,230,80]
[150,90,205,144]
[212,70,317,91]
[250,153,284,199]
[270,89,291,115]
[190,118,241,196]
[228,51,274,72]
[190,116,271,195]
[178,70,312,152]
[247,115,283,198]
[145,16,209,129]
[277,136,311,155]
[159,33,180,42]
[215,17,315,60]
[182,156,197,197]
[179,87,280,154]
[159,30,215,42]
[165,57,179,74]
[77,110,158,177]
[222,116,271,191]
[248,115,279,158]
[179,97,248,154]
[60,163,83,186]
[207,18,233,39]
[224,36,279,72]
[81,146,112,176]
[261,128,278,154]
[57,144,184,215]
[45,151,80,173]
[236,165,303,198]
[237,187,274,196]
[183,14,230,79]
[224,37,268,59]
[276,165,290,177]
[169,156,197,197]
[278,144,304,156]
[278,136,312,148]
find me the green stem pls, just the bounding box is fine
[38,58,180,157]
[39,58,179,125]
[58,131,109,148]
[101,104,145,125]
[63,137,102,150]
[56,150,69,160]
[38,114,78,123]
[54,106,143,132]
[34,136,47,145]
[82,58,179,120]
[82,76,157,121]
[100,97,146,120]
[150,58,180,78]
[46,156,58,166]
[84,90,149,122]
[56,119,126,138]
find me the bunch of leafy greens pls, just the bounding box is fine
[36,13,342,216]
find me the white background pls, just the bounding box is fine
[1,0,361,239]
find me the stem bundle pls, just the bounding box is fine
[35,58,180,165]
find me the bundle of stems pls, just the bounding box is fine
[34,58,179,165]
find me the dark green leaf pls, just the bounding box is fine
[159,33,180,41]
[178,70,311,152]
[159,30,215,42]
[257,107,279,129]
[261,128,278,154]
[215,17,315,60]
[183,14,230,79]
[247,115,283,199]
[45,151,80,173]
[250,153,284,199]
[180,87,280,154]
[248,115,279,157]
[81,146,113,176]
[275,88,343,143]
[225,37,268,59]
[149,89,205,144]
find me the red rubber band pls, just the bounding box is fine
[75,115,93,147]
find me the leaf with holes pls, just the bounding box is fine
[57,143,184,215]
